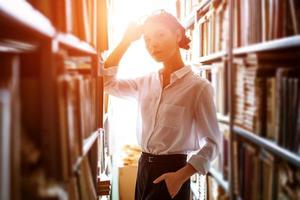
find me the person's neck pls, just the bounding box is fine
[162,52,185,76]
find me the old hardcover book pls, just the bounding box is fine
[259,150,275,200]
[275,68,300,150]
[67,177,80,200]
[57,75,72,180]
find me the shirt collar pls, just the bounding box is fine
[159,65,191,82]
[172,65,191,80]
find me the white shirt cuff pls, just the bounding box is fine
[187,154,210,175]
[101,66,118,76]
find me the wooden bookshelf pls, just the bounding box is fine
[180,0,231,199]
[198,51,227,63]
[180,0,300,199]
[229,0,300,199]
[0,0,107,199]
[182,0,211,29]
[233,126,300,167]
[56,33,97,55]
[182,9,195,29]
[0,1,55,37]
[233,36,300,55]
[208,167,229,193]
[83,129,102,156]
[0,39,37,53]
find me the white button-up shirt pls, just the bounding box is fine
[103,65,221,174]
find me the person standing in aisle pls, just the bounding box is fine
[103,10,221,200]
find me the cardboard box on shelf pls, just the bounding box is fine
[118,166,138,200]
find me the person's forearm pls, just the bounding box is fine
[104,39,131,69]
[176,163,197,182]
[104,23,143,69]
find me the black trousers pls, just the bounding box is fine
[135,152,190,200]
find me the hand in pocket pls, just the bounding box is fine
[153,172,183,198]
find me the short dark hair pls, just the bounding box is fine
[143,10,191,50]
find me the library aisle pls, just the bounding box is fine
[1,0,300,200]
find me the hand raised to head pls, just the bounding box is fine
[122,22,143,44]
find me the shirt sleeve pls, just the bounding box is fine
[102,66,140,99]
[187,82,222,174]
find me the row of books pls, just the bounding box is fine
[1,0,106,198]
[193,61,228,115]
[184,0,228,62]
[233,53,300,154]
[211,61,228,115]
[176,0,202,22]
[67,157,97,200]
[0,53,100,199]
[190,122,229,199]
[210,123,230,181]
[198,0,228,57]
[26,0,108,51]
[234,141,300,200]
[57,69,97,180]
[20,131,93,199]
[233,0,300,47]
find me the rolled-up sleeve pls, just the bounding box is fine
[102,66,139,99]
[188,83,221,174]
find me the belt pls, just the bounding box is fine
[141,152,187,163]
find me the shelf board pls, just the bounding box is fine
[182,0,211,29]
[233,35,300,55]
[217,113,230,124]
[208,167,229,193]
[0,39,37,53]
[83,129,101,155]
[67,67,91,74]
[182,10,195,29]
[199,51,227,63]
[233,126,300,167]
[56,33,97,55]
[73,129,102,172]
[0,1,55,38]
[190,181,200,199]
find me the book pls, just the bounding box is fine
[275,68,300,152]
[266,77,276,140]
[289,0,299,34]
[67,177,80,200]
[232,141,239,196]
[97,174,111,196]
[259,149,275,200]
[234,0,300,46]
[0,53,20,200]
[57,75,72,180]
[0,89,11,200]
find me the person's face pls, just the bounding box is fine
[143,21,181,62]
